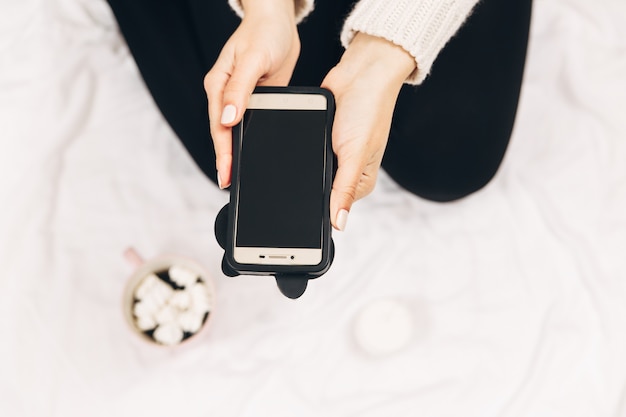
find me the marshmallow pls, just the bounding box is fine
[153,323,184,346]
[189,282,212,314]
[148,279,174,308]
[178,311,204,334]
[134,273,160,300]
[155,305,177,326]
[133,298,159,320]
[168,265,198,288]
[135,315,157,331]
[168,290,191,310]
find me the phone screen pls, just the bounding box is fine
[236,108,327,249]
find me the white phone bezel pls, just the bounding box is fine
[233,93,328,266]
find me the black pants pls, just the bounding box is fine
[106,0,531,202]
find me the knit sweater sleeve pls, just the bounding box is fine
[341,0,480,85]
[227,0,315,23]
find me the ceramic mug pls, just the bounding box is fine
[122,248,216,347]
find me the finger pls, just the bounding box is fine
[220,53,268,127]
[330,156,364,231]
[204,68,233,188]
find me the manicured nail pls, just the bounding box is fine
[217,172,223,189]
[336,209,349,231]
[221,104,237,125]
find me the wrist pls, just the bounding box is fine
[339,32,417,88]
[241,0,296,22]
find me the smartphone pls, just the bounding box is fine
[225,87,334,275]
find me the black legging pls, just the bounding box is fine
[106,0,531,202]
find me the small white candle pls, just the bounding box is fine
[353,298,414,356]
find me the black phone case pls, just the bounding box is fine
[214,86,336,299]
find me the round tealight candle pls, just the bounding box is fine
[353,298,414,356]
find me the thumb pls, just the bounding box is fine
[330,158,362,231]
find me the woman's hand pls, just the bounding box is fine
[204,0,300,189]
[321,33,417,231]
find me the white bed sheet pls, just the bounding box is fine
[1,0,626,416]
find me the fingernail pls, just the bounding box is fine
[336,209,349,231]
[217,172,223,189]
[221,104,237,125]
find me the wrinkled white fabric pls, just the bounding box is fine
[1,0,626,416]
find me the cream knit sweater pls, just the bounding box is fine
[228,0,479,85]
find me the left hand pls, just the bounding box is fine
[321,33,417,231]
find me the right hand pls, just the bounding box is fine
[203,0,300,189]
